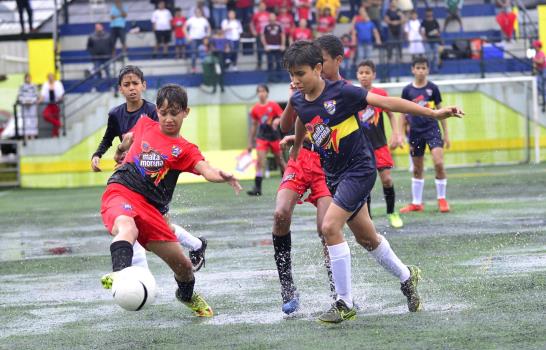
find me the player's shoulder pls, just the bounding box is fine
[108,103,126,117]
[426,81,440,90]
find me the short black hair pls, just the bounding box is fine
[257,84,269,93]
[283,40,323,71]
[357,60,376,72]
[412,56,429,67]
[315,34,344,60]
[156,84,188,113]
[118,65,145,86]
[174,7,181,11]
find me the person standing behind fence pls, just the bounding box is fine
[384,0,404,65]
[151,1,173,58]
[17,73,38,140]
[420,8,441,72]
[38,73,64,138]
[110,0,128,56]
[533,40,545,105]
[87,23,113,80]
[222,10,243,71]
[352,6,381,63]
[185,7,211,73]
[250,2,271,70]
[405,10,424,60]
[172,8,187,60]
[16,0,33,34]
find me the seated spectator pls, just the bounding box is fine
[316,8,336,37]
[172,7,187,59]
[444,0,464,32]
[384,0,404,64]
[352,7,381,62]
[420,8,441,71]
[222,10,243,71]
[261,12,285,82]
[185,7,211,73]
[291,18,313,44]
[110,0,128,56]
[316,0,341,19]
[86,23,113,79]
[295,0,313,25]
[405,10,425,59]
[151,1,173,58]
[250,2,271,70]
[212,0,228,29]
[277,7,295,43]
[17,73,39,141]
[38,73,64,138]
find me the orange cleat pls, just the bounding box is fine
[438,198,450,213]
[399,203,424,213]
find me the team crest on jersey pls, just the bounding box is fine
[281,173,296,184]
[426,89,433,96]
[305,115,332,148]
[323,100,336,115]
[122,203,132,211]
[171,145,181,157]
[359,106,376,124]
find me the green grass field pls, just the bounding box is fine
[1,164,545,349]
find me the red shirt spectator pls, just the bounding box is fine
[291,19,313,43]
[251,4,270,35]
[295,0,312,23]
[316,8,336,34]
[235,0,253,7]
[171,15,186,39]
[277,7,295,35]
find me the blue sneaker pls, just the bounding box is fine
[281,293,300,315]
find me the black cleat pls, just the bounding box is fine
[189,237,207,272]
[246,188,262,196]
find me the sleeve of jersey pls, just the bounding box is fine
[401,87,409,100]
[343,83,368,112]
[273,102,283,118]
[433,85,442,105]
[128,115,147,135]
[176,143,206,174]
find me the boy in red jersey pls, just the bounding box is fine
[247,84,286,196]
[250,2,270,70]
[171,8,186,59]
[356,60,404,228]
[100,84,241,317]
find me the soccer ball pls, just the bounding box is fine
[111,266,157,311]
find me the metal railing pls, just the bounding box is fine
[12,101,66,145]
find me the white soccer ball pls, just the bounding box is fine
[111,266,157,311]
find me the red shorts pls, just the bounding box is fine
[278,148,331,206]
[374,145,394,170]
[100,183,178,248]
[256,138,281,154]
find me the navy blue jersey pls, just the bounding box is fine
[92,99,158,158]
[401,81,442,134]
[290,80,376,182]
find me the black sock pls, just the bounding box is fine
[384,186,395,214]
[110,240,133,272]
[272,232,295,302]
[255,176,263,192]
[366,194,372,219]
[176,278,195,302]
[321,237,336,299]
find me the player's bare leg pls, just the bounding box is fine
[164,215,207,271]
[401,156,426,213]
[248,150,267,196]
[273,151,286,175]
[431,146,449,212]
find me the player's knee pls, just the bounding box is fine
[321,220,338,239]
[273,207,292,226]
[382,176,393,188]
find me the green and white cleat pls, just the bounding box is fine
[387,212,404,228]
[176,290,214,317]
[318,299,357,323]
[401,265,423,312]
[101,272,117,290]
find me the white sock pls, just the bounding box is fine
[411,178,425,205]
[327,241,353,308]
[172,224,202,251]
[435,178,447,199]
[131,241,148,269]
[369,237,410,282]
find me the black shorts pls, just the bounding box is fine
[328,170,377,213]
[111,27,126,46]
[409,127,444,157]
[155,30,171,44]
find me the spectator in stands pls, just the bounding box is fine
[190,1,211,20]
[295,0,312,25]
[38,73,64,138]
[151,1,173,58]
[210,30,231,91]
[87,23,113,80]
[222,10,243,71]
[261,12,285,82]
[316,8,337,37]
[420,8,441,72]
[235,0,254,31]
[17,73,39,141]
[250,2,271,70]
[532,40,545,103]
[495,0,516,41]
[341,33,355,74]
[405,10,425,60]
[352,7,381,62]
[172,8,187,59]
[16,0,33,34]
[350,0,362,20]
[316,0,341,19]
[443,0,464,32]
[212,0,228,29]
[290,18,313,44]
[278,7,295,43]
[202,40,224,93]
[364,0,382,30]
[384,0,404,65]
[185,7,211,73]
[110,0,128,56]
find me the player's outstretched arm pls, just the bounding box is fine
[280,101,297,133]
[247,119,258,153]
[290,117,305,161]
[367,93,464,120]
[91,117,119,172]
[194,161,243,194]
[385,110,403,149]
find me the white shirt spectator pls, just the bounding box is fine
[405,19,425,55]
[185,16,210,40]
[221,18,242,41]
[151,9,173,31]
[40,80,65,103]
